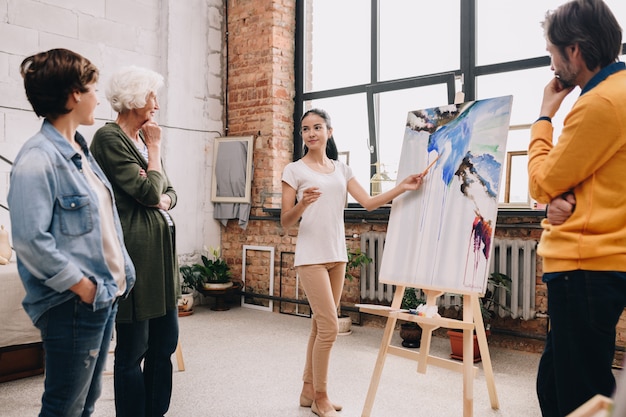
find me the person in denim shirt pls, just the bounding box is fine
[8,48,136,417]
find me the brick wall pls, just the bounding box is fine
[222,0,295,290]
[223,0,626,360]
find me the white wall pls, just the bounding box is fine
[0,0,224,260]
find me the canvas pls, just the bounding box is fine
[379,96,513,294]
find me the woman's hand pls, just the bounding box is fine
[399,173,424,191]
[300,186,321,207]
[281,182,316,228]
[141,118,163,172]
[141,119,162,148]
[155,194,172,210]
[70,277,97,304]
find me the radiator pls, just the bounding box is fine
[359,233,538,320]
[488,238,538,320]
[359,232,392,303]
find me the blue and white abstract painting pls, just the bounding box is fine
[379,96,513,294]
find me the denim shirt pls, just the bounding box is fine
[8,120,136,324]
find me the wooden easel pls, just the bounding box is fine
[359,286,498,417]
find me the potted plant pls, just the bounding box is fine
[178,257,208,316]
[338,246,373,335]
[179,246,232,290]
[177,289,195,317]
[179,247,235,312]
[399,288,425,348]
[447,271,511,361]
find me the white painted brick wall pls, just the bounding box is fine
[0,0,225,259]
[10,1,79,39]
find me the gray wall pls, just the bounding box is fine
[0,0,225,259]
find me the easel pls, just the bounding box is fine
[359,285,498,417]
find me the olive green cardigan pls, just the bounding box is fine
[90,122,178,323]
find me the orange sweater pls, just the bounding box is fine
[528,69,626,273]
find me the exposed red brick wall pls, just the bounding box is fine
[223,0,296,292]
[226,0,295,217]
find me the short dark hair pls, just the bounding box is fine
[543,0,622,70]
[20,48,99,119]
[301,108,339,160]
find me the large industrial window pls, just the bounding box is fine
[295,0,626,207]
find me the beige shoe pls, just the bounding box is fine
[299,394,342,411]
[311,400,341,417]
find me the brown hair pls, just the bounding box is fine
[20,48,99,119]
[543,0,622,70]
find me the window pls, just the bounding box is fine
[379,1,460,81]
[302,0,370,92]
[303,94,371,190]
[295,0,626,206]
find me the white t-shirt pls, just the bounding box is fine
[282,159,354,267]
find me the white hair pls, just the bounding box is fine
[106,65,164,113]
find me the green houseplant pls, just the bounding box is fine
[345,247,372,282]
[399,288,426,348]
[179,246,232,291]
[178,261,202,316]
[337,246,373,335]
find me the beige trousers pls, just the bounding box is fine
[297,262,346,393]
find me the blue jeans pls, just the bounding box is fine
[114,308,179,417]
[537,270,626,417]
[36,296,117,417]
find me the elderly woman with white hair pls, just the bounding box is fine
[90,66,178,417]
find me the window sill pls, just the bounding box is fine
[260,205,546,225]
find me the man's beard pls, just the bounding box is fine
[555,73,574,89]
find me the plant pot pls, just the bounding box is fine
[0,225,11,262]
[178,292,194,316]
[399,322,422,348]
[203,281,233,290]
[337,315,352,336]
[447,329,491,363]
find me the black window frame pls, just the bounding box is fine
[292,0,624,213]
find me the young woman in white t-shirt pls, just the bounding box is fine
[281,108,424,417]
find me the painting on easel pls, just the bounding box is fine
[379,95,513,294]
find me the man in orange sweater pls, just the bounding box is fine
[528,1,626,416]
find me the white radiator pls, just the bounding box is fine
[359,233,538,320]
[488,238,538,320]
[359,232,392,303]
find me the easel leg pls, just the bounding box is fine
[472,296,499,409]
[361,314,397,417]
[463,295,475,417]
[417,289,442,374]
[361,287,404,417]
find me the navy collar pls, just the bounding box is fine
[580,61,626,95]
